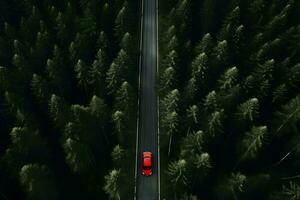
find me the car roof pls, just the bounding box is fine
[143,152,152,166]
[143,151,152,156]
[144,157,152,166]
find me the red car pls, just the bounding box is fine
[142,151,152,176]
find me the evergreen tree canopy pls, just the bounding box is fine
[19,164,57,200]
[159,0,300,198]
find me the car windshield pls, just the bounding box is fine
[143,166,151,170]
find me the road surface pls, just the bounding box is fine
[135,0,159,199]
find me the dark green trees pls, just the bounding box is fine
[3,127,48,173]
[0,0,139,199]
[106,49,130,95]
[19,164,58,200]
[159,0,300,199]
[274,95,300,134]
[103,169,121,200]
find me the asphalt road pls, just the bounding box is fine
[135,0,159,199]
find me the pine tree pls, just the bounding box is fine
[79,0,99,37]
[65,2,77,39]
[97,31,109,52]
[115,2,129,41]
[90,48,109,97]
[4,91,26,117]
[175,0,190,22]
[4,127,48,172]
[281,181,300,200]
[232,25,245,64]
[194,33,214,56]
[63,137,92,173]
[112,110,125,140]
[206,110,224,137]
[4,91,38,127]
[194,152,211,170]
[47,5,59,25]
[218,66,238,91]
[186,105,199,130]
[191,52,208,81]
[46,45,71,95]
[166,35,179,53]
[163,111,179,156]
[189,152,212,184]
[161,89,180,115]
[111,145,125,166]
[4,22,17,41]
[113,0,125,14]
[120,32,134,55]
[115,81,135,115]
[19,164,57,200]
[56,12,68,43]
[219,6,240,42]
[101,3,113,34]
[0,36,11,65]
[164,25,176,47]
[254,39,281,63]
[13,39,27,57]
[186,52,209,98]
[167,159,188,192]
[272,84,288,105]
[33,30,51,67]
[174,0,191,37]
[185,76,197,102]
[237,126,267,163]
[69,32,94,64]
[162,50,178,71]
[180,130,204,157]
[229,172,247,196]
[49,94,70,129]
[74,59,90,95]
[251,59,275,99]
[89,95,108,123]
[215,172,247,200]
[20,6,41,43]
[203,90,219,113]
[213,40,228,69]
[31,74,50,106]
[103,169,121,200]
[106,49,129,95]
[264,1,293,40]
[246,0,265,28]
[236,98,259,122]
[0,66,9,90]
[106,62,122,95]
[12,54,31,81]
[160,67,176,94]
[249,32,264,55]
[288,63,300,89]
[274,95,300,135]
[70,104,90,128]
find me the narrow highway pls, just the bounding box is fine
[135,0,159,199]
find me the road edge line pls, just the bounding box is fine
[156,0,161,199]
[134,0,144,199]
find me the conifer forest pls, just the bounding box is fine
[0,0,139,199]
[0,0,299,199]
[159,0,300,199]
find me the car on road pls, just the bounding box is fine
[142,151,152,176]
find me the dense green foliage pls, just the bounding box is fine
[159,0,300,199]
[0,0,139,199]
